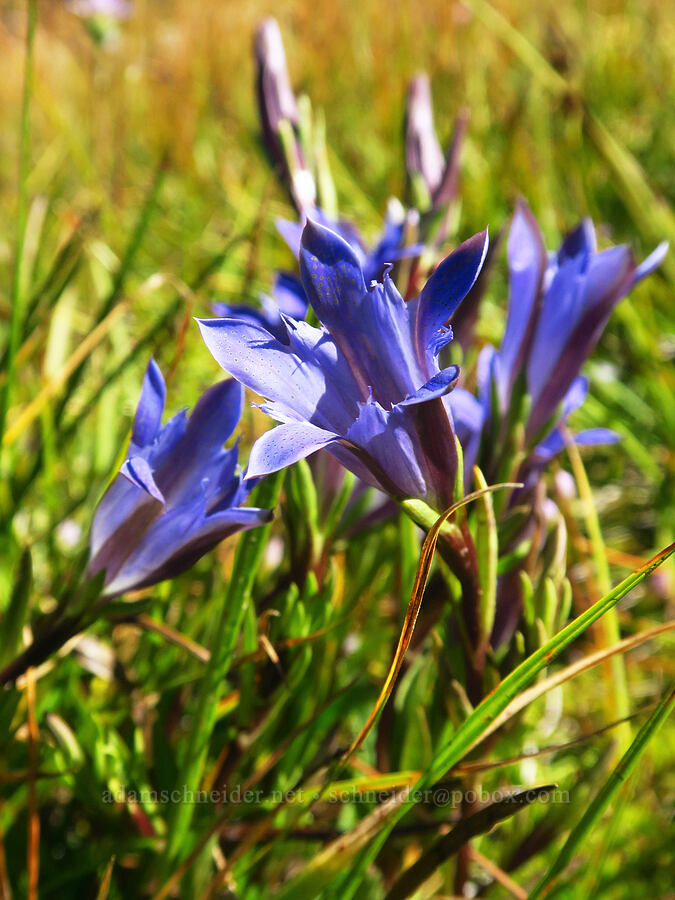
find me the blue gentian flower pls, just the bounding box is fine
[199,219,488,511]
[450,200,667,477]
[88,361,272,596]
[214,205,423,348]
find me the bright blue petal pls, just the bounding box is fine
[413,228,489,363]
[299,219,427,406]
[574,427,621,446]
[267,272,308,318]
[528,244,633,430]
[500,200,546,404]
[120,456,166,504]
[399,366,460,407]
[558,218,596,264]
[536,426,620,461]
[154,379,243,507]
[102,497,271,596]
[299,217,367,349]
[247,421,338,479]
[198,316,360,434]
[632,241,668,285]
[276,217,304,258]
[344,398,427,500]
[132,359,165,447]
[562,376,588,417]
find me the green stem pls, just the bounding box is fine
[161,471,284,871]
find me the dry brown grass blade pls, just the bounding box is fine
[0,823,12,900]
[132,614,210,663]
[26,669,39,900]
[125,613,348,668]
[340,483,521,765]
[94,857,116,900]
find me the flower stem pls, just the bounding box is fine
[161,470,284,876]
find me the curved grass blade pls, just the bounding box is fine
[528,682,675,899]
[470,620,675,750]
[340,483,521,765]
[385,785,555,900]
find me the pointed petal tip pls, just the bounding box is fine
[634,240,668,283]
[132,358,166,446]
[120,456,166,505]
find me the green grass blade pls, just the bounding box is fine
[54,157,166,422]
[528,682,675,899]
[565,432,630,746]
[0,548,32,668]
[161,470,284,873]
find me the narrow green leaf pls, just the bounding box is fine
[162,470,284,872]
[473,465,497,644]
[529,683,675,899]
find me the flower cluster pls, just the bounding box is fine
[449,199,667,485]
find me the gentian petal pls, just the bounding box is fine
[344,398,427,499]
[299,219,426,405]
[246,421,338,479]
[633,241,668,284]
[267,272,308,318]
[558,218,596,264]
[446,387,484,485]
[413,228,489,363]
[500,200,546,404]
[299,218,368,342]
[528,244,633,431]
[131,359,165,447]
[276,217,304,258]
[197,316,359,433]
[399,365,460,406]
[154,379,244,506]
[562,376,588,417]
[536,426,620,461]
[120,456,166,505]
[574,427,621,446]
[102,497,272,596]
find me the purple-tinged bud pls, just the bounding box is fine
[405,74,445,199]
